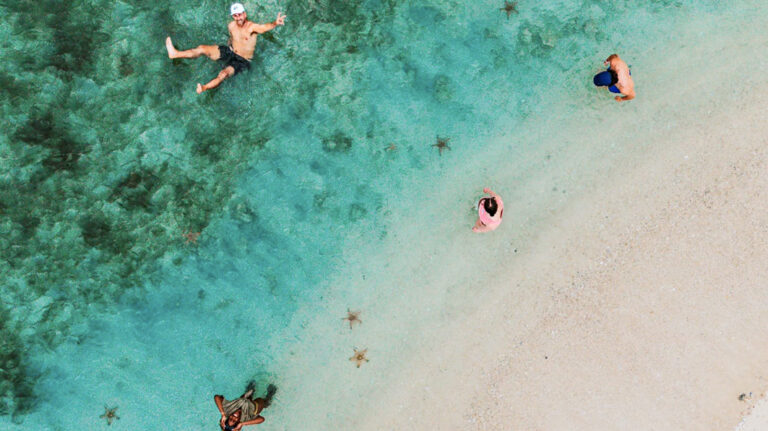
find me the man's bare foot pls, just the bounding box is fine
[196,83,204,94]
[166,37,178,59]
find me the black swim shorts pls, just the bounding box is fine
[218,45,251,75]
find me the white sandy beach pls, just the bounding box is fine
[360,102,768,428]
[348,93,768,431]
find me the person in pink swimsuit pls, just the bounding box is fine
[472,188,504,233]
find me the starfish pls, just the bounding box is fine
[342,308,362,329]
[432,136,451,155]
[349,347,369,368]
[182,231,200,244]
[100,405,119,425]
[384,143,397,151]
[500,1,518,19]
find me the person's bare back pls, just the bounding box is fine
[605,54,635,102]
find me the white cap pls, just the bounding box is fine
[230,3,245,15]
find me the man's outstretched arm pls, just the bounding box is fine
[238,415,265,427]
[214,395,226,415]
[251,12,286,34]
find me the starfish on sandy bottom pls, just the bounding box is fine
[100,405,119,425]
[384,143,397,151]
[500,1,518,18]
[432,136,451,155]
[182,231,200,244]
[342,309,362,329]
[349,348,369,368]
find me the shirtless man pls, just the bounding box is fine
[593,53,635,102]
[214,386,274,430]
[165,3,285,94]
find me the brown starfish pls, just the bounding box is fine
[342,309,362,329]
[384,143,397,151]
[182,231,200,244]
[349,347,369,368]
[500,1,518,19]
[100,405,119,425]
[432,136,451,155]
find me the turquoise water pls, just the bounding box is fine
[1,0,765,428]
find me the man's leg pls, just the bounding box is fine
[252,398,266,415]
[197,66,235,94]
[166,37,221,60]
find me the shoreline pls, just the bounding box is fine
[352,82,768,430]
[256,9,768,428]
[2,2,767,430]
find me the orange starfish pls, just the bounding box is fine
[100,405,119,425]
[342,309,362,329]
[349,348,369,368]
[182,231,200,244]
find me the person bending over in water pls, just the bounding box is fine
[214,384,276,430]
[593,53,635,102]
[473,188,504,233]
[165,3,285,94]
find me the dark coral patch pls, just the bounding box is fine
[321,133,353,153]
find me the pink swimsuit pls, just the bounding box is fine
[478,197,504,229]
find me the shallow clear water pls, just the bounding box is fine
[0,0,765,428]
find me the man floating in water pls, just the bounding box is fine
[593,54,635,102]
[165,3,286,94]
[214,383,277,430]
